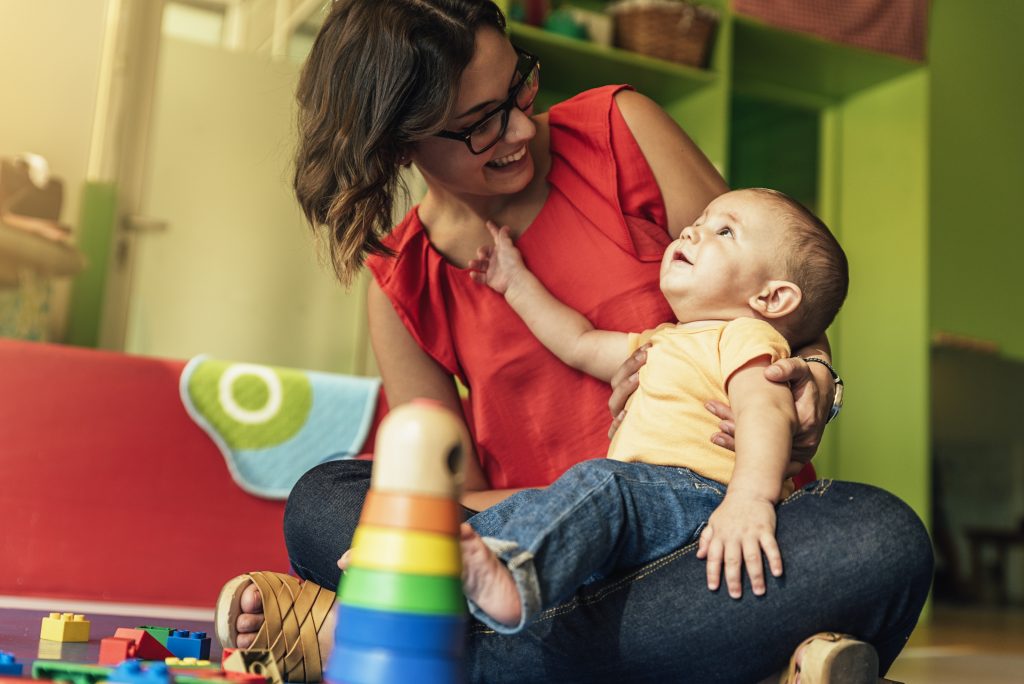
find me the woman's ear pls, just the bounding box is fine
[749,280,802,320]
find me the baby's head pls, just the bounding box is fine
[660,188,848,348]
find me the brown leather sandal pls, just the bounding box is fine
[215,571,337,683]
[779,632,884,684]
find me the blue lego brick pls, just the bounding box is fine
[334,605,465,657]
[165,630,211,660]
[0,651,24,676]
[107,660,173,684]
[326,644,462,684]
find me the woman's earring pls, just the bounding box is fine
[397,154,411,167]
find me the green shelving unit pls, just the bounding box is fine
[510,20,716,105]
[731,14,923,108]
[505,9,931,527]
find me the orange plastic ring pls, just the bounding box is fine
[359,490,462,535]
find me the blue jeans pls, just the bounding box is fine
[466,459,725,633]
[284,460,933,683]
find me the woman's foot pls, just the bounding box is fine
[459,523,522,628]
[234,582,265,649]
[219,573,337,679]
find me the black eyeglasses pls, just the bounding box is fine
[435,48,540,155]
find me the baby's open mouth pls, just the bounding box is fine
[673,249,692,265]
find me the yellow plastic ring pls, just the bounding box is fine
[349,525,461,576]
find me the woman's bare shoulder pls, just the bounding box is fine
[612,89,727,234]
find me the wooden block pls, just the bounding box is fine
[222,649,281,684]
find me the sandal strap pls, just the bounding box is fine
[247,571,335,683]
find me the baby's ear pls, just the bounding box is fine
[749,280,802,320]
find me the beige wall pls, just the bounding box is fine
[0,0,109,339]
[0,0,108,228]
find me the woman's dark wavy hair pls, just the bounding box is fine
[294,0,506,285]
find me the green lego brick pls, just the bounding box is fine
[138,625,174,646]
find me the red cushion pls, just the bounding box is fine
[0,339,290,606]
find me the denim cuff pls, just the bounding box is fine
[465,536,541,635]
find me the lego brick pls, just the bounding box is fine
[166,630,211,660]
[113,628,174,660]
[99,636,138,665]
[40,612,91,642]
[32,660,228,684]
[138,626,174,647]
[338,566,465,615]
[107,661,173,684]
[221,650,281,684]
[32,660,113,684]
[326,644,462,684]
[334,605,464,657]
[0,652,24,676]
[164,658,213,669]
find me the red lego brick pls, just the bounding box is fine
[112,628,174,660]
[98,636,138,665]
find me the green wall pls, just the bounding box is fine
[929,0,1024,361]
[832,71,931,520]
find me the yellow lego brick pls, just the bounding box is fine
[165,658,212,668]
[39,612,90,642]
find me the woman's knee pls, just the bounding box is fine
[283,459,372,581]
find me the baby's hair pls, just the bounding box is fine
[746,188,849,348]
[293,0,506,285]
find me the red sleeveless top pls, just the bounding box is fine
[367,85,678,489]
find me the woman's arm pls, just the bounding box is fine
[613,89,728,233]
[368,280,530,510]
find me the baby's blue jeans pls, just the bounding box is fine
[466,459,726,634]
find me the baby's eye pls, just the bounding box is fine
[717,227,734,238]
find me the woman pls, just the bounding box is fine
[219,1,932,682]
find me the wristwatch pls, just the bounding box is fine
[802,356,844,424]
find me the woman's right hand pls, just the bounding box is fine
[607,344,650,439]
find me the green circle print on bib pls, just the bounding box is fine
[187,359,313,450]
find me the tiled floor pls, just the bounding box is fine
[886,603,1024,683]
[2,597,1022,682]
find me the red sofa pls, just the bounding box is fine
[0,339,384,608]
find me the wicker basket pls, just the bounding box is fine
[608,0,718,68]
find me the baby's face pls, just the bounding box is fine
[660,190,787,321]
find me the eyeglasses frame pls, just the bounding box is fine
[435,47,540,155]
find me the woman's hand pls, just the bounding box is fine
[607,344,650,439]
[705,357,834,475]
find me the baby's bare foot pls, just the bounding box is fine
[460,523,522,628]
[235,582,264,649]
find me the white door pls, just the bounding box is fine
[104,4,375,374]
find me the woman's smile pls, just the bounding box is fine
[487,145,528,169]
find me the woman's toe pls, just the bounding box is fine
[239,582,263,613]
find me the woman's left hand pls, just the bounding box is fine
[705,357,834,476]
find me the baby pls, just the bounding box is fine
[462,188,849,632]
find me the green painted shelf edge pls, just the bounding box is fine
[509,21,717,104]
[732,14,924,106]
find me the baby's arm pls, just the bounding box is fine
[469,222,630,382]
[696,356,797,598]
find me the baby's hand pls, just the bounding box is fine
[469,221,525,294]
[696,494,782,599]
